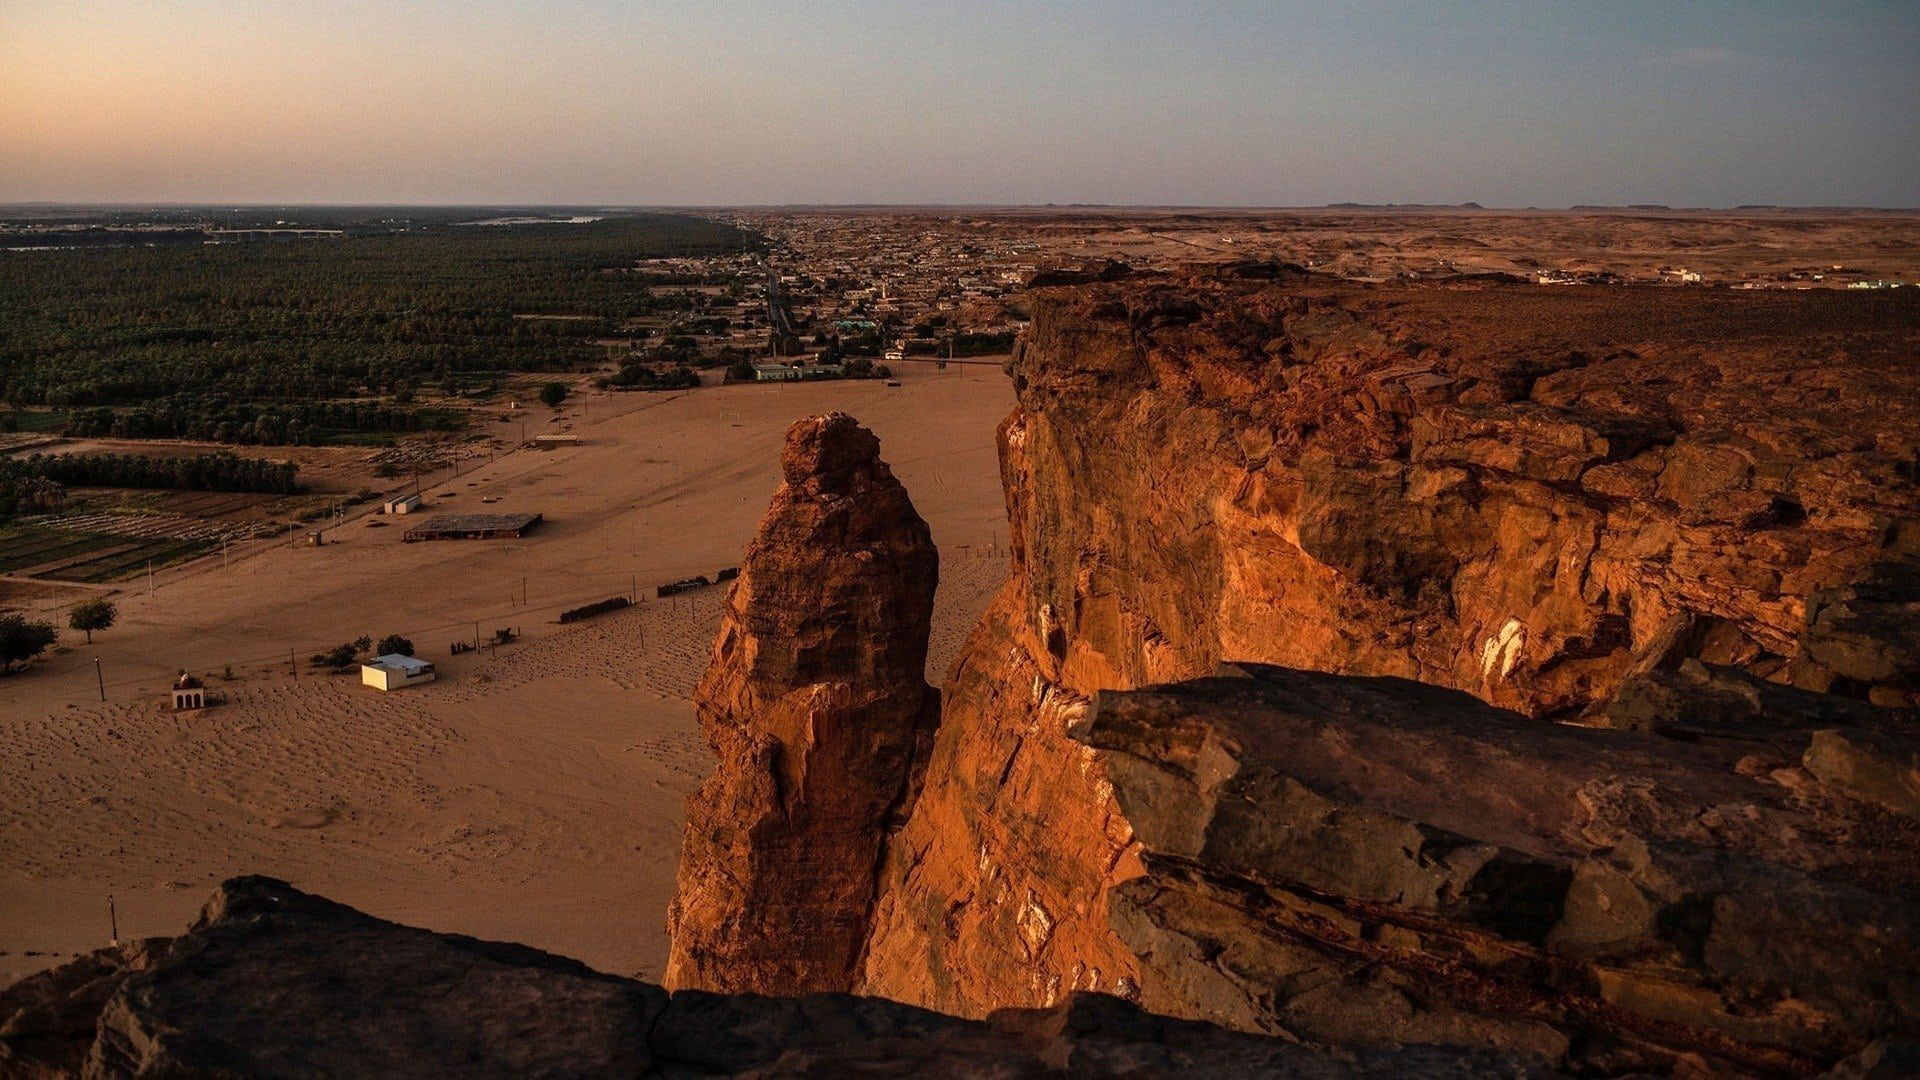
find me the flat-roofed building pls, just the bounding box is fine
[361,654,436,691]
[402,513,543,542]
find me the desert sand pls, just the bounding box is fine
[0,362,1015,987]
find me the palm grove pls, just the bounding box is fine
[0,214,762,446]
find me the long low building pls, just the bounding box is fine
[402,513,543,542]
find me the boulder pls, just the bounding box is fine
[1075,664,1920,1075]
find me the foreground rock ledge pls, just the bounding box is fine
[666,412,940,995]
[1077,662,1920,1077]
[0,876,1558,1079]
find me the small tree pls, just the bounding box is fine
[375,634,414,657]
[312,643,358,670]
[0,614,58,674]
[68,598,116,644]
[538,382,569,408]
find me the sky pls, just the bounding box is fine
[2,0,1916,207]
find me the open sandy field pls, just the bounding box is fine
[0,362,1015,987]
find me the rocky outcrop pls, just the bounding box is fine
[0,877,1557,1079]
[1079,663,1920,1076]
[665,413,939,995]
[859,265,1920,1053]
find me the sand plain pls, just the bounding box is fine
[0,362,1015,987]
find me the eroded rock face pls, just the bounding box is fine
[861,266,1920,1037]
[0,877,1552,1079]
[665,412,940,995]
[1079,663,1920,1076]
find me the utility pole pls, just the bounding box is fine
[108,895,118,946]
[93,656,105,702]
[290,648,297,679]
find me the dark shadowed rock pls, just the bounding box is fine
[0,943,160,1080]
[0,877,1558,1079]
[2,877,661,1079]
[1795,556,1920,707]
[1073,663,1920,1076]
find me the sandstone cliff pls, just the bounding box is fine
[0,877,1551,1078]
[855,266,1920,1072]
[665,413,939,995]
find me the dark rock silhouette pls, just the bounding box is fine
[0,877,1553,1079]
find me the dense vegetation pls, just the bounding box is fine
[0,213,762,443]
[0,467,65,520]
[13,452,301,494]
[60,400,459,445]
[606,363,699,390]
[0,613,58,674]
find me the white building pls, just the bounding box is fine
[383,493,422,515]
[361,654,437,691]
[171,672,207,711]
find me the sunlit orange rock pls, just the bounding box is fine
[664,412,938,995]
[862,264,1920,1036]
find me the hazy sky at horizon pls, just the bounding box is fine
[3,0,1916,207]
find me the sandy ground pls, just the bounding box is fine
[0,362,1015,987]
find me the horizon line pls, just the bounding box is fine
[6,200,1920,214]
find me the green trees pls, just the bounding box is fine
[609,365,698,391]
[61,400,460,446]
[375,634,414,657]
[68,599,117,644]
[311,635,374,670]
[0,469,65,521]
[0,214,762,444]
[0,614,58,674]
[539,382,569,408]
[13,452,301,493]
